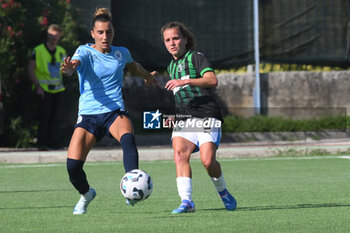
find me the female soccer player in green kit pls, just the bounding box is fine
[161,21,237,214]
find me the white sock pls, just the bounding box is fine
[176,177,192,201]
[211,173,226,193]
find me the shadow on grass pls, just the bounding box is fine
[0,205,72,210]
[2,202,349,212]
[202,203,350,212]
[0,189,71,193]
[0,189,73,210]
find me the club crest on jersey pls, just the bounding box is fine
[177,62,185,72]
[92,54,100,62]
[115,50,122,61]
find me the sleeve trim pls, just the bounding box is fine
[200,67,214,76]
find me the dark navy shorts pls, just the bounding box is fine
[75,109,130,142]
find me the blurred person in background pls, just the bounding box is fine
[28,24,66,151]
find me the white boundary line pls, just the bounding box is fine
[220,155,345,162]
[1,155,350,169]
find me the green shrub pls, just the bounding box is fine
[222,114,348,133]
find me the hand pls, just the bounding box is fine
[144,71,160,87]
[165,79,187,91]
[36,85,45,99]
[60,57,78,75]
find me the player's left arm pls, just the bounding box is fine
[165,71,217,90]
[126,61,159,87]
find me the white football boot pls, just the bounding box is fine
[73,187,96,215]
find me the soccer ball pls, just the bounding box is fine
[120,169,153,202]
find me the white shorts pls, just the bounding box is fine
[171,117,222,153]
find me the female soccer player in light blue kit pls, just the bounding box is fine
[60,8,158,215]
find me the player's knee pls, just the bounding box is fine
[66,158,89,194]
[201,158,218,171]
[173,149,190,165]
[201,159,212,170]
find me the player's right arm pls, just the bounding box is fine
[126,61,159,87]
[60,57,80,76]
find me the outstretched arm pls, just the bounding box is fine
[60,57,80,76]
[126,61,159,87]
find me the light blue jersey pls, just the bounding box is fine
[72,44,133,115]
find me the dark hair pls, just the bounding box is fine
[160,21,196,50]
[92,8,112,29]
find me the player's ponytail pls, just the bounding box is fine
[92,8,112,29]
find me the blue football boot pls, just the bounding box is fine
[172,199,195,214]
[218,189,237,211]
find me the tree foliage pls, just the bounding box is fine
[0,0,82,147]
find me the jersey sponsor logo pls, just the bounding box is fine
[115,50,122,61]
[173,75,190,95]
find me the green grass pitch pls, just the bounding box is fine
[1,156,350,233]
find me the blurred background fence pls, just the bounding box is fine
[108,0,350,69]
[0,0,349,147]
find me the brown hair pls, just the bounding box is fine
[47,24,61,33]
[92,8,112,29]
[160,21,196,50]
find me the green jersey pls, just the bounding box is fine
[167,50,222,121]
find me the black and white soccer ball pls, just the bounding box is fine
[120,169,153,202]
